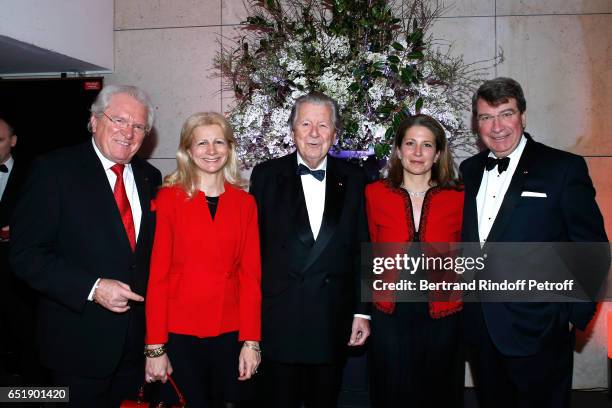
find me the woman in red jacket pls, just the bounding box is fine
[366,114,464,407]
[144,112,261,407]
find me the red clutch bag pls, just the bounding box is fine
[120,375,187,408]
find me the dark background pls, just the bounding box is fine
[0,77,103,166]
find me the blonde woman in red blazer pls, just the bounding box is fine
[365,114,464,408]
[145,112,261,407]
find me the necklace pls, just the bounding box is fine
[405,190,427,197]
[401,185,428,197]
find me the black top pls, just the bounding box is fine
[206,195,219,219]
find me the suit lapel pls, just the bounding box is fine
[485,138,537,247]
[79,143,135,252]
[301,157,345,273]
[2,163,18,201]
[279,154,314,247]
[131,157,152,252]
[463,153,487,242]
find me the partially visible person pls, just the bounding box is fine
[145,112,261,408]
[365,114,464,407]
[250,92,370,408]
[10,85,162,406]
[0,116,29,385]
[461,77,609,407]
[0,117,19,233]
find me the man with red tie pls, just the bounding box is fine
[10,85,162,407]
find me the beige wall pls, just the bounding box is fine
[109,0,612,388]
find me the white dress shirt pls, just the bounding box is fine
[91,139,142,239]
[297,153,326,240]
[89,138,142,300]
[476,135,527,244]
[0,155,14,202]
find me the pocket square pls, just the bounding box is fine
[521,191,547,198]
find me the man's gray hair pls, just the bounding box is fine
[88,85,155,132]
[288,92,342,133]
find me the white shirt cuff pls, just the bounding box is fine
[88,278,101,301]
[354,314,371,320]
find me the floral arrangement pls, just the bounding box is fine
[215,0,500,169]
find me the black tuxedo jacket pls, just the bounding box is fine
[460,134,609,356]
[250,152,369,364]
[0,158,24,228]
[10,142,162,377]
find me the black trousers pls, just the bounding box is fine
[52,308,144,408]
[467,325,573,408]
[0,241,48,386]
[369,303,464,408]
[158,331,254,408]
[53,358,143,408]
[257,360,344,408]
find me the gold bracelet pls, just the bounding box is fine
[143,345,166,358]
[243,342,261,353]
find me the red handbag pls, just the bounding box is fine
[120,375,187,408]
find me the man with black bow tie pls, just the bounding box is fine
[0,116,27,383]
[250,92,370,408]
[460,77,609,407]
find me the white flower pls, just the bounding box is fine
[286,58,306,75]
[373,125,387,141]
[314,31,350,59]
[317,66,352,107]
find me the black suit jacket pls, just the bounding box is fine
[0,158,24,228]
[460,134,609,356]
[250,152,369,364]
[10,142,162,377]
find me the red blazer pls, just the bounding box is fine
[365,180,464,317]
[145,184,261,344]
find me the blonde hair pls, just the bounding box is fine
[164,112,247,197]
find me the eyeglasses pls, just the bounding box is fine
[102,112,148,135]
[477,110,519,125]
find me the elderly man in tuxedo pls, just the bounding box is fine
[250,92,370,408]
[460,77,609,407]
[10,85,162,407]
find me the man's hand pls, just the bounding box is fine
[93,278,144,313]
[348,317,370,346]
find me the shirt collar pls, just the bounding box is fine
[91,138,131,171]
[296,152,327,171]
[1,155,14,172]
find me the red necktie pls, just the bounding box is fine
[111,164,136,251]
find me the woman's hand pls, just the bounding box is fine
[238,341,261,381]
[145,345,173,383]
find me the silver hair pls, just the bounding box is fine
[288,92,342,133]
[88,85,155,132]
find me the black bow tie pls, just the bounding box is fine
[485,156,510,173]
[296,164,325,181]
[0,164,8,173]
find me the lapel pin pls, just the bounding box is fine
[523,170,528,175]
